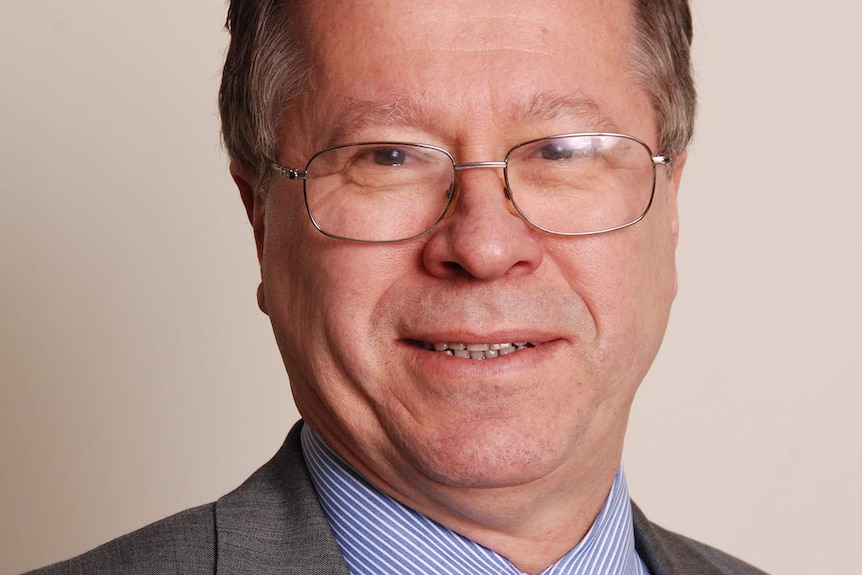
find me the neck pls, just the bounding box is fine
[306,422,627,574]
[402,460,621,573]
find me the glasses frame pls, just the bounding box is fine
[270,132,672,243]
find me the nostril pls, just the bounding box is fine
[432,260,468,279]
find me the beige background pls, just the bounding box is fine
[1,2,860,574]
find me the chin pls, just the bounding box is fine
[399,420,572,489]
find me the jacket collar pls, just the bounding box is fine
[215,421,734,575]
[215,422,349,574]
[633,503,733,575]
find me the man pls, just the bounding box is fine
[24,0,767,574]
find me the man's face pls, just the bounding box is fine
[248,0,682,503]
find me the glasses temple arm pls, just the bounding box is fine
[270,161,306,180]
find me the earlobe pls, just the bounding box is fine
[257,282,268,315]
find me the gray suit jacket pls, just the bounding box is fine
[25,423,768,574]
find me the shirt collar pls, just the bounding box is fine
[301,424,648,575]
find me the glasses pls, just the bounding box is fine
[270,133,671,243]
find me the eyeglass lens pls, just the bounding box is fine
[302,134,656,242]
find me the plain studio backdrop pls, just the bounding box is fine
[1,2,860,574]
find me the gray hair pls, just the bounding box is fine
[219,0,309,189]
[219,0,696,191]
[630,0,697,158]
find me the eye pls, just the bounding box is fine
[539,141,575,161]
[372,148,408,166]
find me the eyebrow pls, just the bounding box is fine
[516,92,621,133]
[325,91,620,144]
[325,97,424,144]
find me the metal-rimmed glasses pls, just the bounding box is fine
[270,132,671,243]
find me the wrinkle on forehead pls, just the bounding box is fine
[324,91,621,146]
[319,1,566,52]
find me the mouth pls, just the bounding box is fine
[418,341,537,360]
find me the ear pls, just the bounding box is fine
[666,151,687,248]
[231,160,268,315]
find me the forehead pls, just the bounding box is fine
[291,0,653,151]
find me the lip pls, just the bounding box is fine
[398,335,565,378]
[402,329,562,346]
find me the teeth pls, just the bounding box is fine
[425,341,536,360]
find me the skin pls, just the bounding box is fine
[233,1,687,572]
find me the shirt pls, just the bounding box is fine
[301,424,650,575]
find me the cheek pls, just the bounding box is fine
[259,192,332,379]
[551,210,677,380]
[261,191,418,378]
[610,209,678,375]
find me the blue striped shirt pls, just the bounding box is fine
[301,425,650,575]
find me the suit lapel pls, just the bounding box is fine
[214,422,350,575]
[633,503,727,575]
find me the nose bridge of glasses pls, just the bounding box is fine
[443,160,516,220]
[453,160,508,171]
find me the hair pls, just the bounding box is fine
[219,0,309,189]
[219,0,696,191]
[630,0,697,157]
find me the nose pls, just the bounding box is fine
[422,165,543,280]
